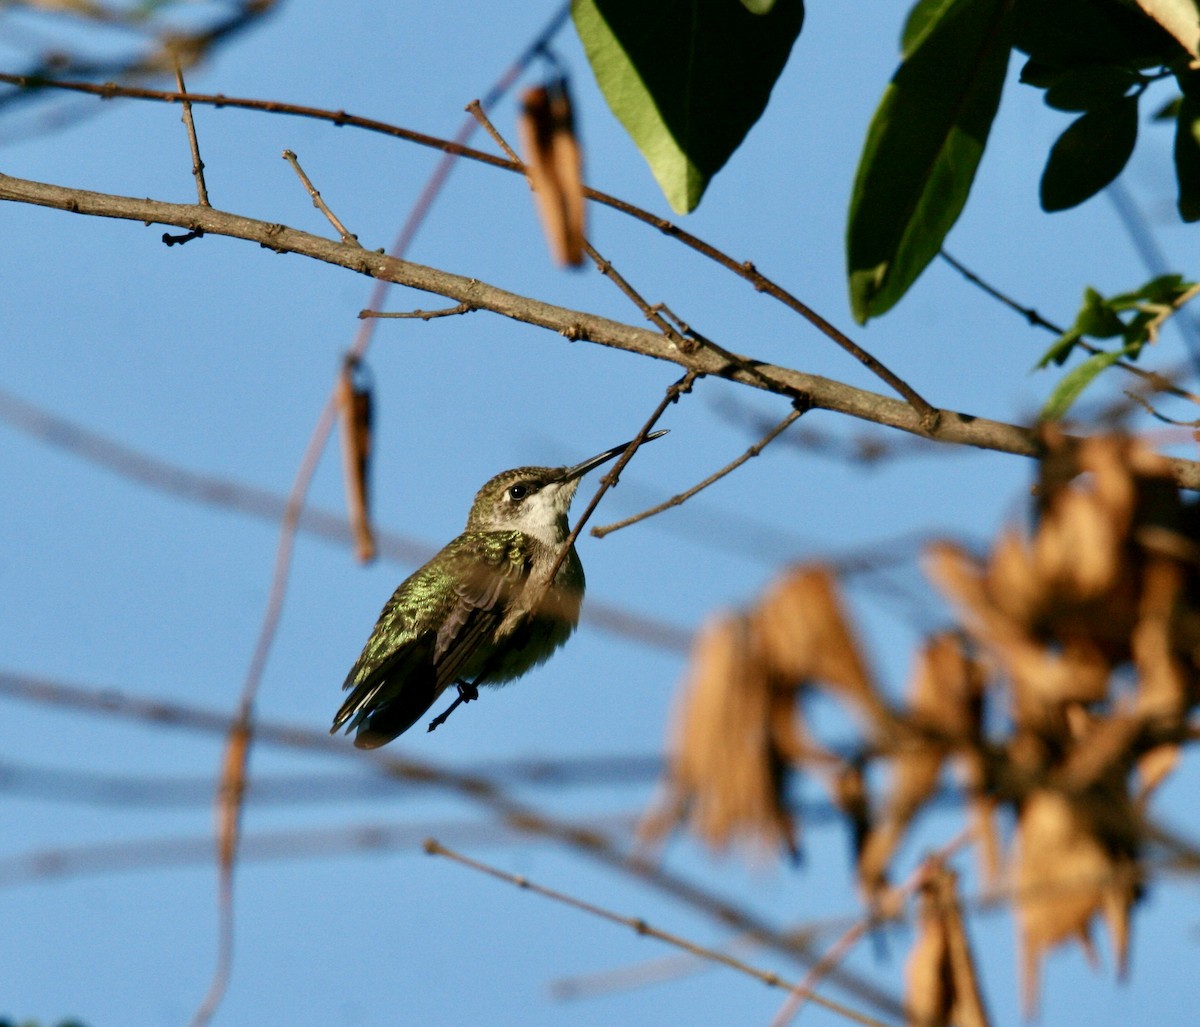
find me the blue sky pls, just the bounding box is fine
[2,2,1199,1025]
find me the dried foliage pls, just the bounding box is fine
[335,355,376,563]
[649,434,1200,1014]
[905,863,990,1027]
[517,79,586,267]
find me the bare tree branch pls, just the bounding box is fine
[5,172,1196,488]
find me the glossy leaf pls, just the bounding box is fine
[1040,348,1126,421]
[572,0,805,214]
[1175,90,1200,220]
[1040,96,1139,211]
[902,0,961,55]
[1014,0,1182,70]
[847,0,1014,324]
[1043,65,1136,111]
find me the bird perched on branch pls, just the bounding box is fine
[331,431,666,747]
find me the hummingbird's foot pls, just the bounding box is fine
[426,681,480,733]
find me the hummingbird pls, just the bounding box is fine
[331,430,667,748]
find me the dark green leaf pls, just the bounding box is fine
[847,0,1015,324]
[1019,57,1059,87]
[1043,65,1136,111]
[572,0,805,214]
[1075,286,1127,338]
[1040,95,1139,211]
[1040,348,1126,421]
[1109,273,1191,309]
[1036,328,1085,368]
[902,0,961,55]
[1014,0,1182,71]
[1175,92,1200,220]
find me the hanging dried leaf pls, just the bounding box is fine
[755,565,890,732]
[905,863,990,1027]
[641,614,797,856]
[336,356,375,563]
[860,634,985,892]
[928,542,1111,727]
[1015,790,1139,1016]
[830,759,872,879]
[518,80,586,267]
[217,715,252,871]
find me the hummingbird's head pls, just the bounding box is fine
[467,465,581,543]
[465,431,668,544]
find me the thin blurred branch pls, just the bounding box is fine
[770,830,974,1027]
[423,839,890,1027]
[0,757,663,808]
[0,386,692,654]
[0,668,908,1019]
[0,814,639,888]
[710,394,942,465]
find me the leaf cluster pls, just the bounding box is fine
[569,0,1198,326]
[649,433,1200,1013]
[1037,274,1199,419]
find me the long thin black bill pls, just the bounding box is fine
[558,429,668,484]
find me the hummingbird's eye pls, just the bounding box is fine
[507,484,529,501]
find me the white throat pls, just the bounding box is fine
[514,483,573,546]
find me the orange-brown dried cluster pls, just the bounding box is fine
[648,434,1200,1015]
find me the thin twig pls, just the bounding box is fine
[939,250,1062,334]
[0,72,936,421]
[0,669,911,1016]
[282,149,360,247]
[467,100,801,395]
[769,829,974,1027]
[173,59,210,207]
[593,404,804,538]
[359,302,475,320]
[543,370,699,589]
[940,249,1200,408]
[423,839,889,1027]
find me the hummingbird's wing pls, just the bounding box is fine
[332,532,528,748]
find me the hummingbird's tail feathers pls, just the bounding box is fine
[330,636,441,746]
[352,681,439,747]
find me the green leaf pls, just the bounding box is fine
[902,0,961,55]
[1175,91,1200,220]
[1014,0,1183,70]
[738,0,777,12]
[572,0,805,214]
[1036,328,1085,368]
[1076,286,1128,338]
[1043,65,1136,111]
[847,0,1015,324]
[1040,95,1139,211]
[1040,348,1126,420]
